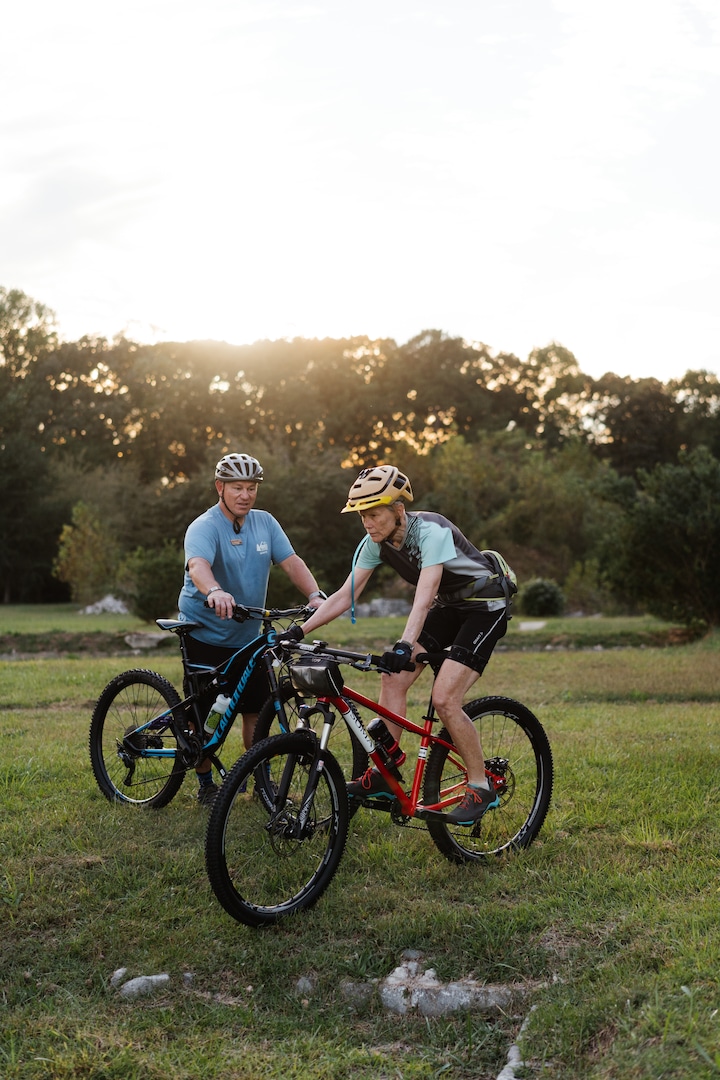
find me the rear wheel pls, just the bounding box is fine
[205,732,348,926]
[423,696,553,863]
[89,669,186,807]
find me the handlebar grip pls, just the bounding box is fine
[371,654,416,674]
[203,599,251,621]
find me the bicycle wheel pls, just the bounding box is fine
[423,696,553,864]
[205,732,348,927]
[89,669,186,808]
[254,681,368,790]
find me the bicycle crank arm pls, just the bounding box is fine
[413,806,447,821]
[348,795,396,814]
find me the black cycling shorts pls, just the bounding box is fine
[417,604,508,676]
[185,635,271,715]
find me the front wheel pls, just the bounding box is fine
[254,681,368,815]
[205,732,349,926]
[423,696,553,864]
[89,669,186,808]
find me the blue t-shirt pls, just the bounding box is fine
[178,504,295,646]
[356,511,507,609]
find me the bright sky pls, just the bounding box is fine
[2,0,719,383]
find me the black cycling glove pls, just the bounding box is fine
[380,640,414,673]
[277,625,305,647]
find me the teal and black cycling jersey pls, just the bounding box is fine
[355,511,507,609]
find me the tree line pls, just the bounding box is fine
[2,286,719,626]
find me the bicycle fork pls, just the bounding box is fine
[270,702,336,839]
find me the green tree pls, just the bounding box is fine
[0,286,58,374]
[602,447,720,627]
[584,375,680,476]
[421,431,525,542]
[523,343,591,448]
[53,502,121,606]
[0,287,68,601]
[488,440,628,585]
[671,369,720,459]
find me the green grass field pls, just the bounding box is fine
[2,609,720,1078]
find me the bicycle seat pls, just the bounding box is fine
[155,619,203,636]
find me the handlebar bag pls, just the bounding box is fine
[289,657,345,696]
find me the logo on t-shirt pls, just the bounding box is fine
[256,541,269,554]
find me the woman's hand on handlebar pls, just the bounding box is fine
[276,624,305,648]
[379,640,416,673]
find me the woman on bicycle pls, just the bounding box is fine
[286,465,515,825]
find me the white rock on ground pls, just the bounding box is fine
[81,595,129,614]
[116,973,171,999]
[377,959,513,1017]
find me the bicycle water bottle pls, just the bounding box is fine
[204,694,231,735]
[367,718,406,775]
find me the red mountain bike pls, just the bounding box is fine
[205,641,553,926]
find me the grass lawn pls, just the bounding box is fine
[1,610,720,1078]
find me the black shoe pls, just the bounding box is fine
[197,781,219,807]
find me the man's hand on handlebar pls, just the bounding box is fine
[203,590,238,619]
[379,640,415,674]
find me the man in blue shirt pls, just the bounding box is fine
[179,452,325,804]
[291,465,514,826]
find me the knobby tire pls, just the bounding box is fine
[423,695,553,864]
[205,732,348,927]
[89,668,186,808]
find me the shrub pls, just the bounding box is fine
[520,577,565,617]
[602,447,720,628]
[116,543,183,622]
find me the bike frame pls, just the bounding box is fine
[279,636,476,821]
[122,610,300,775]
[307,687,464,820]
[336,685,465,816]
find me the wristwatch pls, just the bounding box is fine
[206,586,222,596]
[308,590,327,600]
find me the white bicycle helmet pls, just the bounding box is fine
[341,465,413,513]
[215,453,264,483]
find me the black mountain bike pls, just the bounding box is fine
[88,605,367,807]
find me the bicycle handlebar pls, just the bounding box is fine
[203,601,313,623]
[287,639,416,674]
